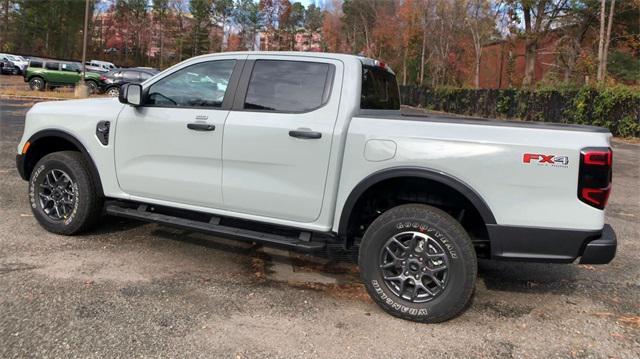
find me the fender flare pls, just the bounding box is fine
[19,129,104,195]
[337,167,497,238]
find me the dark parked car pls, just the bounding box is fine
[0,59,20,75]
[99,68,159,97]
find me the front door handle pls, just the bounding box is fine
[289,129,322,139]
[187,123,215,131]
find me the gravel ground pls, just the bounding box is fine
[1,98,638,358]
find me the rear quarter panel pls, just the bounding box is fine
[334,117,611,232]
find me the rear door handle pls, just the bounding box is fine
[187,123,215,131]
[289,130,322,139]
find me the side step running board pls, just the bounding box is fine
[105,204,326,252]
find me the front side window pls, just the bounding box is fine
[30,60,43,68]
[244,60,332,112]
[45,62,60,71]
[147,60,235,108]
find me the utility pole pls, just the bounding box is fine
[76,0,90,98]
[81,0,89,82]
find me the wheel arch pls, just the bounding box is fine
[337,167,496,241]
[18,129,104,196]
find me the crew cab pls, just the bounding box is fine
[16,52,616,323]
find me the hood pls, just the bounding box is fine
[27,98,124,123]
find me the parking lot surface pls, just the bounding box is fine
[1,97,638,358]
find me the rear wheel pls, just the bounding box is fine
[359,204,477,323]
[29,151,103,235]
[85,80,98,94]
[29,77,45,91]
[106,86,120,97]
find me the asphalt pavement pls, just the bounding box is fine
[1,97,638,358]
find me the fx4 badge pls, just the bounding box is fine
[523,153,569,167]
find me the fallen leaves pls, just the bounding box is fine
[617,316,640,328]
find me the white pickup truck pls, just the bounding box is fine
[16,52,616,323]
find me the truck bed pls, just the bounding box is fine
[358,109,610,133]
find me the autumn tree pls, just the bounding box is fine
[506,0,572,87]
[322,0,348,52]
[153,0,170,67]
[465,0,502,88]
[171,0,189,61]
[234,0,261,50]
[9,0,91,58]
[303,3,323,45]
[189,0,212,56]
[278,1,305,51]
[213,0,235,51]
[397,0,424,85]
[342,0,378,55]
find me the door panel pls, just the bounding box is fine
[115,58,240,208]
[222,57,343,222]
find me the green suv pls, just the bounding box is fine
[24,59,102,93]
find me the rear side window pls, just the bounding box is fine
[29,60,43,68]
[361,65,400,110]
[45,62,60,71]
[244,60,332,112]
[60,63,78,72]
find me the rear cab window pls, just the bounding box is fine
[361,64,400,110]
[243,60,333,112]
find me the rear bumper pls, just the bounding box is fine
[579,225,617,264]
[488,224,616,264]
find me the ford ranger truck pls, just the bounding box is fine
[16,52,616,323]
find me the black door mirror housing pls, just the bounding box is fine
[119,83,143,106]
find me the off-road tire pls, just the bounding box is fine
[106,86,120,97]
[359,204,477,323]
[85,80,98,94]
[29,76,45,91]
[29,151,103,235]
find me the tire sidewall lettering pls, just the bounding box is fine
[29,164,45,210]
[64,181,80,225]
[395,221,458,259]
[371,279,428,316]
[29,162,80,226]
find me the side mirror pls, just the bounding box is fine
[119,83,142,106]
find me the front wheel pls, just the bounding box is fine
[29,151,103,235]
[106,86,120,97]
[29,77,45,91]
[359,204,477,323]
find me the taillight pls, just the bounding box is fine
[374,60,387,69]
[578,147,612,209]
[99,75,107,81]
